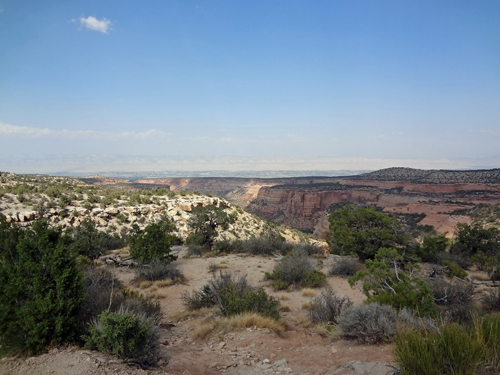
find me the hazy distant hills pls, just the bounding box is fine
[56,170,372,179]
[358,167,500,184]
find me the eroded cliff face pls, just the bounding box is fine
[131,177,343,207]
[93,168,500,239]
[247,179,500,238]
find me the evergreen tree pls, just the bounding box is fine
[129,221,178,263]
[327,204,404,261]
[0,218,84,355]
[186,204,235,251]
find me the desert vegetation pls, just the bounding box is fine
[3,170,500,374]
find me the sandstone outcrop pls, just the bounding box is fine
[80,168,500,239]
[247,172,500,238]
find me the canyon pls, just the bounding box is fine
[92,168,500,239]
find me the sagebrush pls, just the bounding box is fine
[337,303,396,344]
[308,287,352,324]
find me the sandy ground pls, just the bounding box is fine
[0,248,395,375]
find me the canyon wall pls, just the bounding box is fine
[94,168,500,239]
[246,171,500,238]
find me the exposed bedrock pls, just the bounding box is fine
[247,181,500,239]
[94,168,500,239]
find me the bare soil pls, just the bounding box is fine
[0,248,394,375]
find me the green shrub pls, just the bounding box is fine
[183,272,280,320]
[187,244,207,257]
[294,241,323,255]
[266,250,326,290]
[238,236,294,255]
[83,309,159,367]
[59,194,72,208]
[326,204,404,261]
[44,185,61,198]
[181,284,217,310]
[329,256,361,278]
[217,284,280,320]
[482,290,500,313]
[83,201,93,210]
[479,313,500,371]
[349,248,438,317]
[308,287,352,324]
[117,290,162,325]
[415,233,449,263]
[116,213,127,223]
[134,259,183,283]
[337,303,396,344]
[450,222,500,259]
[129,222,177,264]
[394,324,485,375]
[67,218,124,259]
[186,205,236,251]
[214,238,241,253]
[427,278,475,325]
[0,219,85,356]
[77,266,120,328]
[397,308,438,333]
[442,260,468,279]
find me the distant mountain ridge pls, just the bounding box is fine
[357,167,500,184]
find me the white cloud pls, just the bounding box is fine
[0,122,170,140]
[79,16,111,33]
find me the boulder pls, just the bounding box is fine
[126,207,140,215]
[105,207,120,216]
[179,203,192,212]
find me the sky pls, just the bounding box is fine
[1,0,499,174]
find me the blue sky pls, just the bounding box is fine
[1,0,499,174]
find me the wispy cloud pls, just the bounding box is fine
[79,16,111,33]
[0,122,170,140]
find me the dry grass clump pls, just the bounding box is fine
[301,288,315,297]
[311,323,340,341]
[190,313,286,340]
[151,291,164,299]
[279,294,289,301]
[148,286,158,293]
[140,281,152,289]
[302,302,312,309]
[208,261,228,273]
[298,315,312,327]
[153,279,174,288]
[167,307,216,322]
[223,313,286,333]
